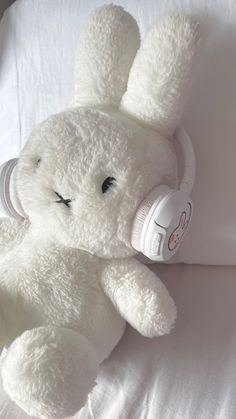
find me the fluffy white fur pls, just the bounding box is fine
[75,5,140,107]
[0,5,200,418]
[2,327,99,418]
[121,15,201,137]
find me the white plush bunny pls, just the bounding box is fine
[0,5,200,418]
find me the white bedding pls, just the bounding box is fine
[1,1,236,419]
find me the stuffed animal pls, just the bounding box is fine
[0,5,200,418]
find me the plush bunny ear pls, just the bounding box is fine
[75,5,140,107]
[120,15,201,137]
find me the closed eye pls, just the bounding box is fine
[102,177,116,194]
[54,192,72,208]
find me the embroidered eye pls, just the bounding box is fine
[36,158,41,167]
[54,192,72,208]
[102,177,116,194]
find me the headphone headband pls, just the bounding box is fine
[175,127,196,195]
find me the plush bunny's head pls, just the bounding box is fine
[16,5,200,258]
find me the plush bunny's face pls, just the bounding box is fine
[16,5,199,258]
[16,108,177,258]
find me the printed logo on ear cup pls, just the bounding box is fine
[168,203,192,251]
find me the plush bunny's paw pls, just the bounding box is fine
[129,284,177,338]
[1,326,99,419]
[142,290,177,337]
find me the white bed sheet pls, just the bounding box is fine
[1,1,236,419]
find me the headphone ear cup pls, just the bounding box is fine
[131,186,193,261]
[9,163,27,218]
[0,159,26,218]
[0,159,17,217]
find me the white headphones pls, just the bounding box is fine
[131,127,196,262]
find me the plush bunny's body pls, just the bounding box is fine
[0,5,200,419]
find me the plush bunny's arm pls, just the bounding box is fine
[0,218,29,257]
[101,258,176,337]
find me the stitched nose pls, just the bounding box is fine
[54,192,72,208]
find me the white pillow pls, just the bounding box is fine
[1,0,236,265]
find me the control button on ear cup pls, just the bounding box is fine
[151,232,164,256]
[131,185,172,253]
